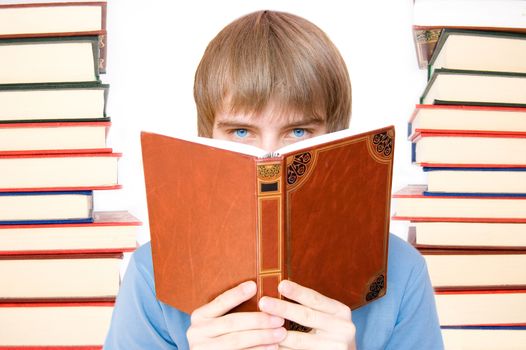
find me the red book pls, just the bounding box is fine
[0,211,139,255]
[0,301,113,349]
[434,289,526,326]
[393,184,526,222]
[0,151,121,192]
[0,121,111,154]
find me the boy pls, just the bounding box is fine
[104,10,443,349]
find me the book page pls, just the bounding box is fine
[160,128,357,159]
[163,133,268,157]
[275,128,354,155]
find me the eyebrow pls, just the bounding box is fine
[214,116,325,129]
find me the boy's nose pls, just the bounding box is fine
[258,135,282,153]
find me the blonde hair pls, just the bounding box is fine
[194,10,352,137]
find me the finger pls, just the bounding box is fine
[259,297,351,333]
[278,280,351,319]
[192,281,257,322]
[209,327,287,350]
[191,312,284,338]
[280,331,349,350]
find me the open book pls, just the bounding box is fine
[141,125,395,313]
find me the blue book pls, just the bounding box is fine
[0,190,93,225]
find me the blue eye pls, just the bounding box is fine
[292,128,305,138]
[234,129,248,138]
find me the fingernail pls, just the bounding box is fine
[259,297,275,310]
[269,316,284,327]
[241,281,256,295]
[273,327,287,339]
[278,280,292,294]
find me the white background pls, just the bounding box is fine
[1,0,431,244]
[99,0,428,244]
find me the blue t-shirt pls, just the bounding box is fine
[104,234,444,349]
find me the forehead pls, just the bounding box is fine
[215,101,325,127]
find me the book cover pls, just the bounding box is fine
[142,126,395,313]
[0,211,139,255]
[0,81,108,123]
[0,121,111,153]
[0,35,101,84]
[0,2,107,73]
[392,184,526,222]
[0,300,113,348]
[0,151,121,191]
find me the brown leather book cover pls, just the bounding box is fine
[141,126,394,314]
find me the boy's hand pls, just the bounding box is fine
[259,280,357,350]
[187,281,287,350]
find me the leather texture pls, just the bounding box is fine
[141,126,394,313]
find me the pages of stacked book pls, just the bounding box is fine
[0,151,120,191]
[0,36,100,84]
[0,121,110,153]
[411,130,526,166]
[428,29,526,76]
[421,69,526,106]
[409,104,526,135]
[0,211,139,255]
[0,2,107,73]
[0,190,93,224]
[393,185,526,222]
[0,301,113,348]
[0,2,106,35]
[412,0,526,68]
[441,326,526,350]
[0,82,108,122]
[434,289,526,326]
[419,248,526,289]
[409,223,526,250]
[0,252,122,301]
[424,166,526,194]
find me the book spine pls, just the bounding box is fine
[255,159,286,302]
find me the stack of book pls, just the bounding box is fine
[393,1,526,349]
[0,2,140,349]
